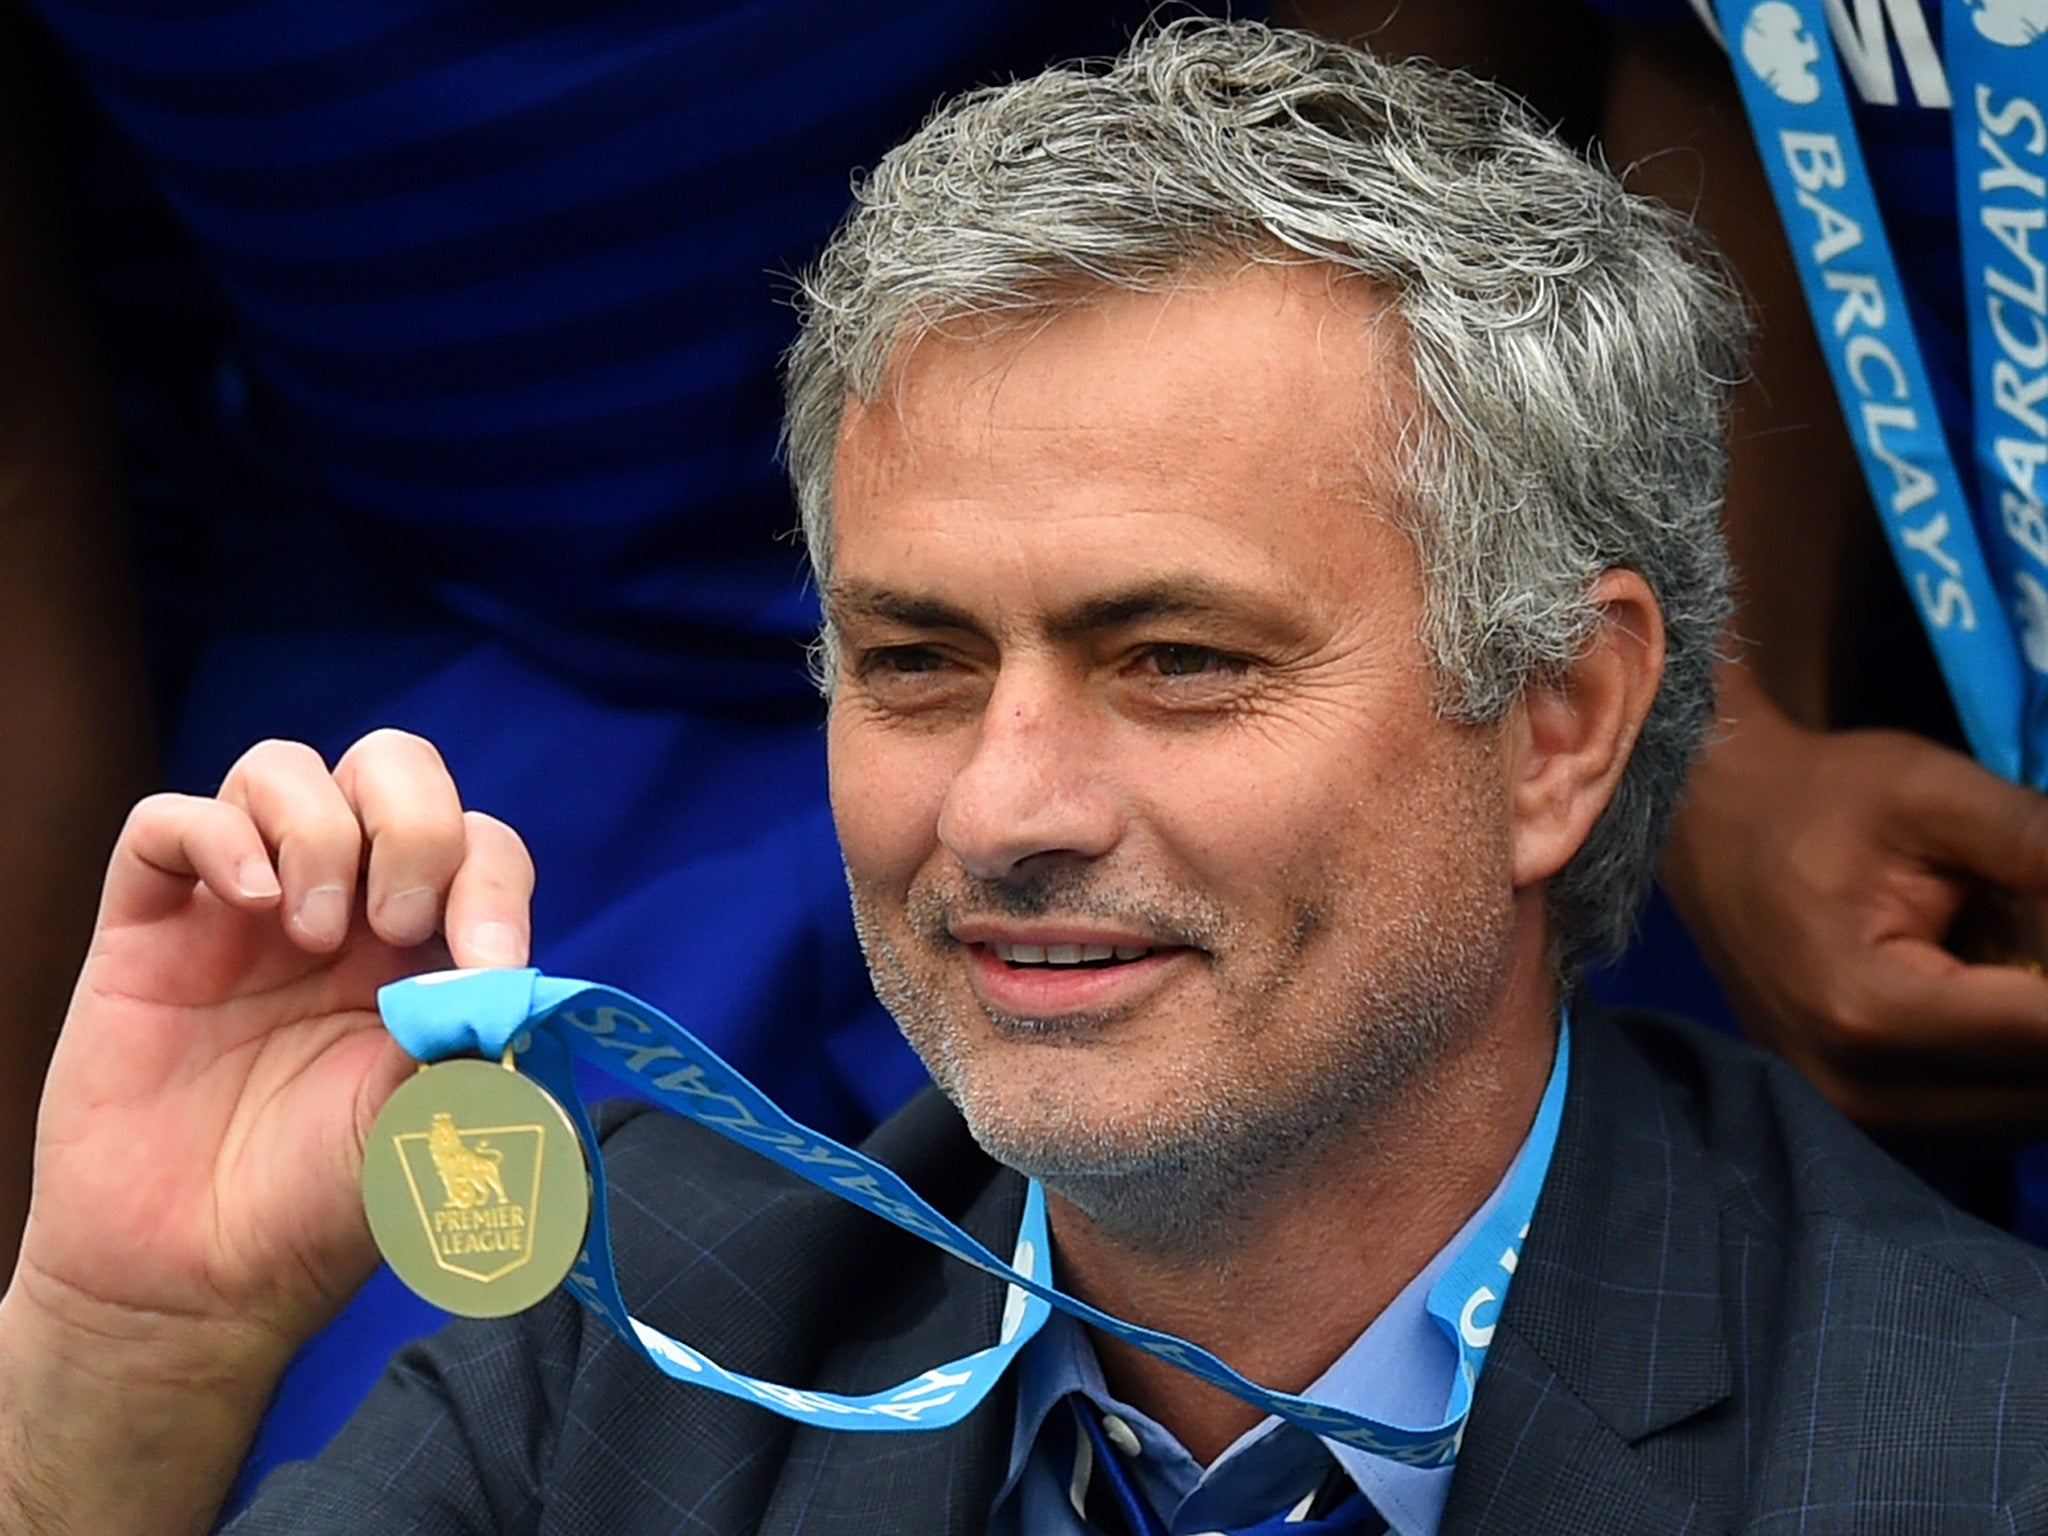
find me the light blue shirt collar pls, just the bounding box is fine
[990,1128,1534,1536]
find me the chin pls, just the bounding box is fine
[928,1053,1148,1164]
[961,1102,1243,1256]
[934,1067,1340,1257]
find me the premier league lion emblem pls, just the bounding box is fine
[392,1112,545,1283]
[427,1112,512,1209]
[1741,1,1824,103]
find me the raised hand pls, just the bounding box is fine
[1666,681,2048,1131]
[0,729,532,1535]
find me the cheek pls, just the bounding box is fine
[827,709,951,892]
[1217,724,1504,929]
[1137,725,1389,885]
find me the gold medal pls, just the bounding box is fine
[362,1053,591,1318]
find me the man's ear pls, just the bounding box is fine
[1507,568,1665,888]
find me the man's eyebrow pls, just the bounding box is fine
[825,583,981,634]
[826,577,1289,640]
[1041,579,1272,641]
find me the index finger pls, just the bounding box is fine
[1835,939,2048,1073]
[332,729,469,949]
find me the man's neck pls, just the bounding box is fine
[1044,990,1560,1465]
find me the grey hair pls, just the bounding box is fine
[784,18,1749,972]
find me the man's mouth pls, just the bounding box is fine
[985,941,1157,968]
[953,931,1193,1019]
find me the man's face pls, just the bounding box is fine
[826,266,1521,1239]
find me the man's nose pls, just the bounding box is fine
[936,675,1123,881]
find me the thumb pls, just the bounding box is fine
[1886,747,2048,894]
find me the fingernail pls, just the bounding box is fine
[293,885,350,946]
[235,857,281,900]
[466,920,524,967]
[379,886,437,943]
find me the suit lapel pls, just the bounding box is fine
[751,1008,1738,1533]
[755,1129,1026,1535]
[1442,1004,1735,1536]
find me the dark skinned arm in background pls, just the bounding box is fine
[1284,2,2048,1137]
[1602,20,2048,1133]
[0,14,155,1269]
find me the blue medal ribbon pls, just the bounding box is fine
[1947,0,2048,764]
[1714,0,2048,783]
[378,967,1567,1467]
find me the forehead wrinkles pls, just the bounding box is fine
[834,268,1416,525]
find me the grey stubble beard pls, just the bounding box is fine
[846,855,1515,1264]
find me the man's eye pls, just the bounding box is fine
[1144,644,1240,678]
[865,646,948,675]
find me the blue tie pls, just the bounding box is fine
[1066,1396,1391,1536]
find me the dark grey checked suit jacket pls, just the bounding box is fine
[231,1005,2048,1534]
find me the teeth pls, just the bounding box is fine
[990,941,1154,966]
